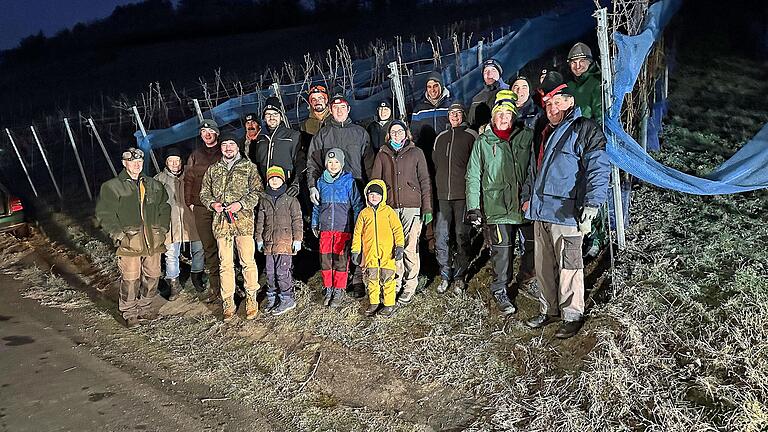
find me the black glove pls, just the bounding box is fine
[286,182,300,197]
[465,209,483,226]
[351,252,361,266]
[393,246,404,261]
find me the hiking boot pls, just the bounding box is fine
[125,316,140,329]
[364,303,380,317]
[451,279,466,294]
[222,302,236,322]
[436,279,450,294]
[415,275,429,294]
[349,283,366,299]
[379,306,395,318]
[525,313,560,329]
[323,288,333,306]
[245,296,259,320]
[397,291,414,306]
[138,311,159,324]
[261,295,277,313]
[329,289,345,308]
[518,279,542,301]
[272,298,296,316]
[554,320,584,339]
[494,294,516,315]
[167,278,182,301]
[190,272,206,292]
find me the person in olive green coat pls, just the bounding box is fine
[565,42,603,122]
[96,147,171,328]
[465,90,533,316]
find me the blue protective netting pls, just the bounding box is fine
[606,0,768,195]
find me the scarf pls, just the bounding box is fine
[266,183,287,199]
[323,170,342,183]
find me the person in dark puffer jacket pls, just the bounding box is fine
[366,99,394,154]
[431,103,477,294]
[256,166,304,316]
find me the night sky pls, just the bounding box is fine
[0,0,144,50]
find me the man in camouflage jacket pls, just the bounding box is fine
[199,133,264,321]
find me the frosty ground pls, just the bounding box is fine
[1,54,767,431]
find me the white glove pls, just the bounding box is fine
[310,187,320,206]
[578,206,599,234]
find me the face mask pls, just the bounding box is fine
[390,139,404,151]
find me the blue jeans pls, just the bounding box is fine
[164,241,204,279]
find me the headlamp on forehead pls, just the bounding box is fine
[122,147,145,161]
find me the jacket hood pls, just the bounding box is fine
[363,179,388,207]
[573,62,601,83]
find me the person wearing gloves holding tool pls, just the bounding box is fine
[521,72,610,339]
[351,180,405,318]
[371,120,433,306]
[255,166,304,316]
[465,90,534,316]
[200,133,264,322]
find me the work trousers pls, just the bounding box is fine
[434,199,470,282]
[364,267,397,307]
[533,221,585,321]
[265,254,294,301]
[394,208,422,297]
[217,236,259,310]
[193,206,220,290]
[117,253,162,320]
[319,230,351,289]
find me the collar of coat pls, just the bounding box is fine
[380,139,416,155]
[119,169,148,183]
[326,117,354,128]
[424,87,450,107]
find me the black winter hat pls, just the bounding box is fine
[199,119,220,134]
[482,58,503,77]
[263,97,283,116]
[164,146,182,161]
[219,132,242,147]
[425,71,443,87]
[367,183,384,196]
[243,112,258,122]
[388,119,409,134]
[539,71,571,101]
[377,99,392,109]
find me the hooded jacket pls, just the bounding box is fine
[184,142,222,207]
[154,168,200,245]
[432,122,477,201]
[521,106,610,226]
[567,62,603,122]
[249,123,305,187]
[411,71,451,156]
[96,169,171,257]
[371,139,433,213]
[351,179,405,271]
[311,170,364,233]
[366,114,392,153]
[465,122,533,225]
[468,79,509,130]
[199,156,264,238]
[255,186,304,255]
[306,116,374,188]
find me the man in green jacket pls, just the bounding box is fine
[566,42,603,122]
[200,133,264,322]
[96,147,171,328]
[465,90,534,315]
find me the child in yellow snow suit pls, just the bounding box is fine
[351,180,405,318]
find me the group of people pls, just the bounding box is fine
[95,41,609,339]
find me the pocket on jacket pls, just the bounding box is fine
[561,235,583,270]
[542,150,579,198]
[150,226,166,249]
[121,230,143,253]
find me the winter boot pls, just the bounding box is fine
[329,288,345,308]
[245,295,259,320]
[364,303,380,317]
[554,320,583,339]
[261,295,277,313]
[451,279,467,295]
[323,288,333,306]
[167,278,182,301]
[272,296,296,316]
[222,300,236,322]
[436,279,450,294]
[349,283,366,299]
[190,272,206,292]
[379,305,395,318]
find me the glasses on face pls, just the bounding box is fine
[390,128,406,136]
[264,112,281,118]
[449,111,462,116]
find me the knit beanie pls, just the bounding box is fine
[266,166,286,182]
[448,102,465,114]
[199,119,220,135]
[218,133,242,148]
[367,183,384,196]
[164,146,182,161]
[325,148,345,169]
[567,42,593,62]
[491,89,518,116]
[263,96,283,117]
[539,71,571,102]
[482,58,503,77]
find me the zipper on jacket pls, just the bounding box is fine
[373,208,381,267]
[447,128,454,200]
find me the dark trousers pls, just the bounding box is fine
[435,199,471,281]
[265,254,294,300]
[319,230,351,289]
[517,223,535,282]
[488,223,534,300]
[193,206,220,289]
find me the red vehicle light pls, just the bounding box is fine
[9,197,23,213]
